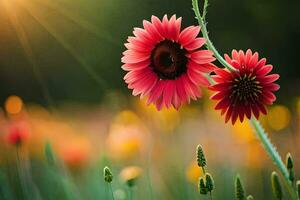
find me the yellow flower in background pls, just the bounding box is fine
[5,95,23,115]
[113,110,141,125]
[267,105,291,131]
[119,166,142,186]
[107,124,146,160]
[135,99,180,133]
[186,160,203,184]
[231,121,255,143]
[107,110,148,160]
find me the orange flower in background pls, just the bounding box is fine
[245,143,266,168]
[59,138,92,170]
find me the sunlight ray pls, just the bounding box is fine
[18,0,108,90]
[2,0,55,107]
[32,0,121,47]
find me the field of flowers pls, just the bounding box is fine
[0,0,300,199]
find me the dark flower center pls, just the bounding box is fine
[231,73,262,104]
[151,40,188,80]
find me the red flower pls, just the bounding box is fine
[210,49,280,124]
[122,15,216,110]
[6,125,29,146]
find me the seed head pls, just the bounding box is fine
[235,175,245,200]
[246,195,254,200]
[196,144,206,167]
[271,172,282,200]
[285,153,294,182]
[286,153,293,169]
[199,177,207,195]
[296,180,300,199]
[205,173,214,192]
[103,166,113,183]
[289,169,295,183]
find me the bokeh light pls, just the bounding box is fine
[267,105,291,131]
[4,95,23,115]
[231,121,255,143]
[185,161,203,184]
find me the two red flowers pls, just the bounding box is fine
[121,15,279,124]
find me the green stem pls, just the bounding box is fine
[192,0,236,72]
[204,73,214,85]
[144,135,154,200]
[201,167,206,174]
[16,149,30,200]
[146,171,154,200]
[128,187,133,200]
[108,183,115,200]
[250,119,298,200]
[209,192,212,200]
[202,0,209,22]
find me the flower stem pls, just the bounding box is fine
[250,119,298,200]
[144,136,154,200]
[209,192,213,200]
[108,183,115,200]
[201,167,206,174]
[128,187,133,200]
[16,149,30,200]
[202,0,209,23]
[192,0,236,72]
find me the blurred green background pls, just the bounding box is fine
[0,0,299,106]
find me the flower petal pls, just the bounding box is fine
[190,50,215,64]
[178,26,200,47]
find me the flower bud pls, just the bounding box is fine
[289,170,295,183]
[271,172,282,200]
[296,180,300,199]
[198,177,207,195]
[196,145,206,167]
[205,173,214,192]
[235,175,245,200]
[103,166,113,183]
[286,153,294,182]
[247,195,254,200]
[286,153,293,169]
